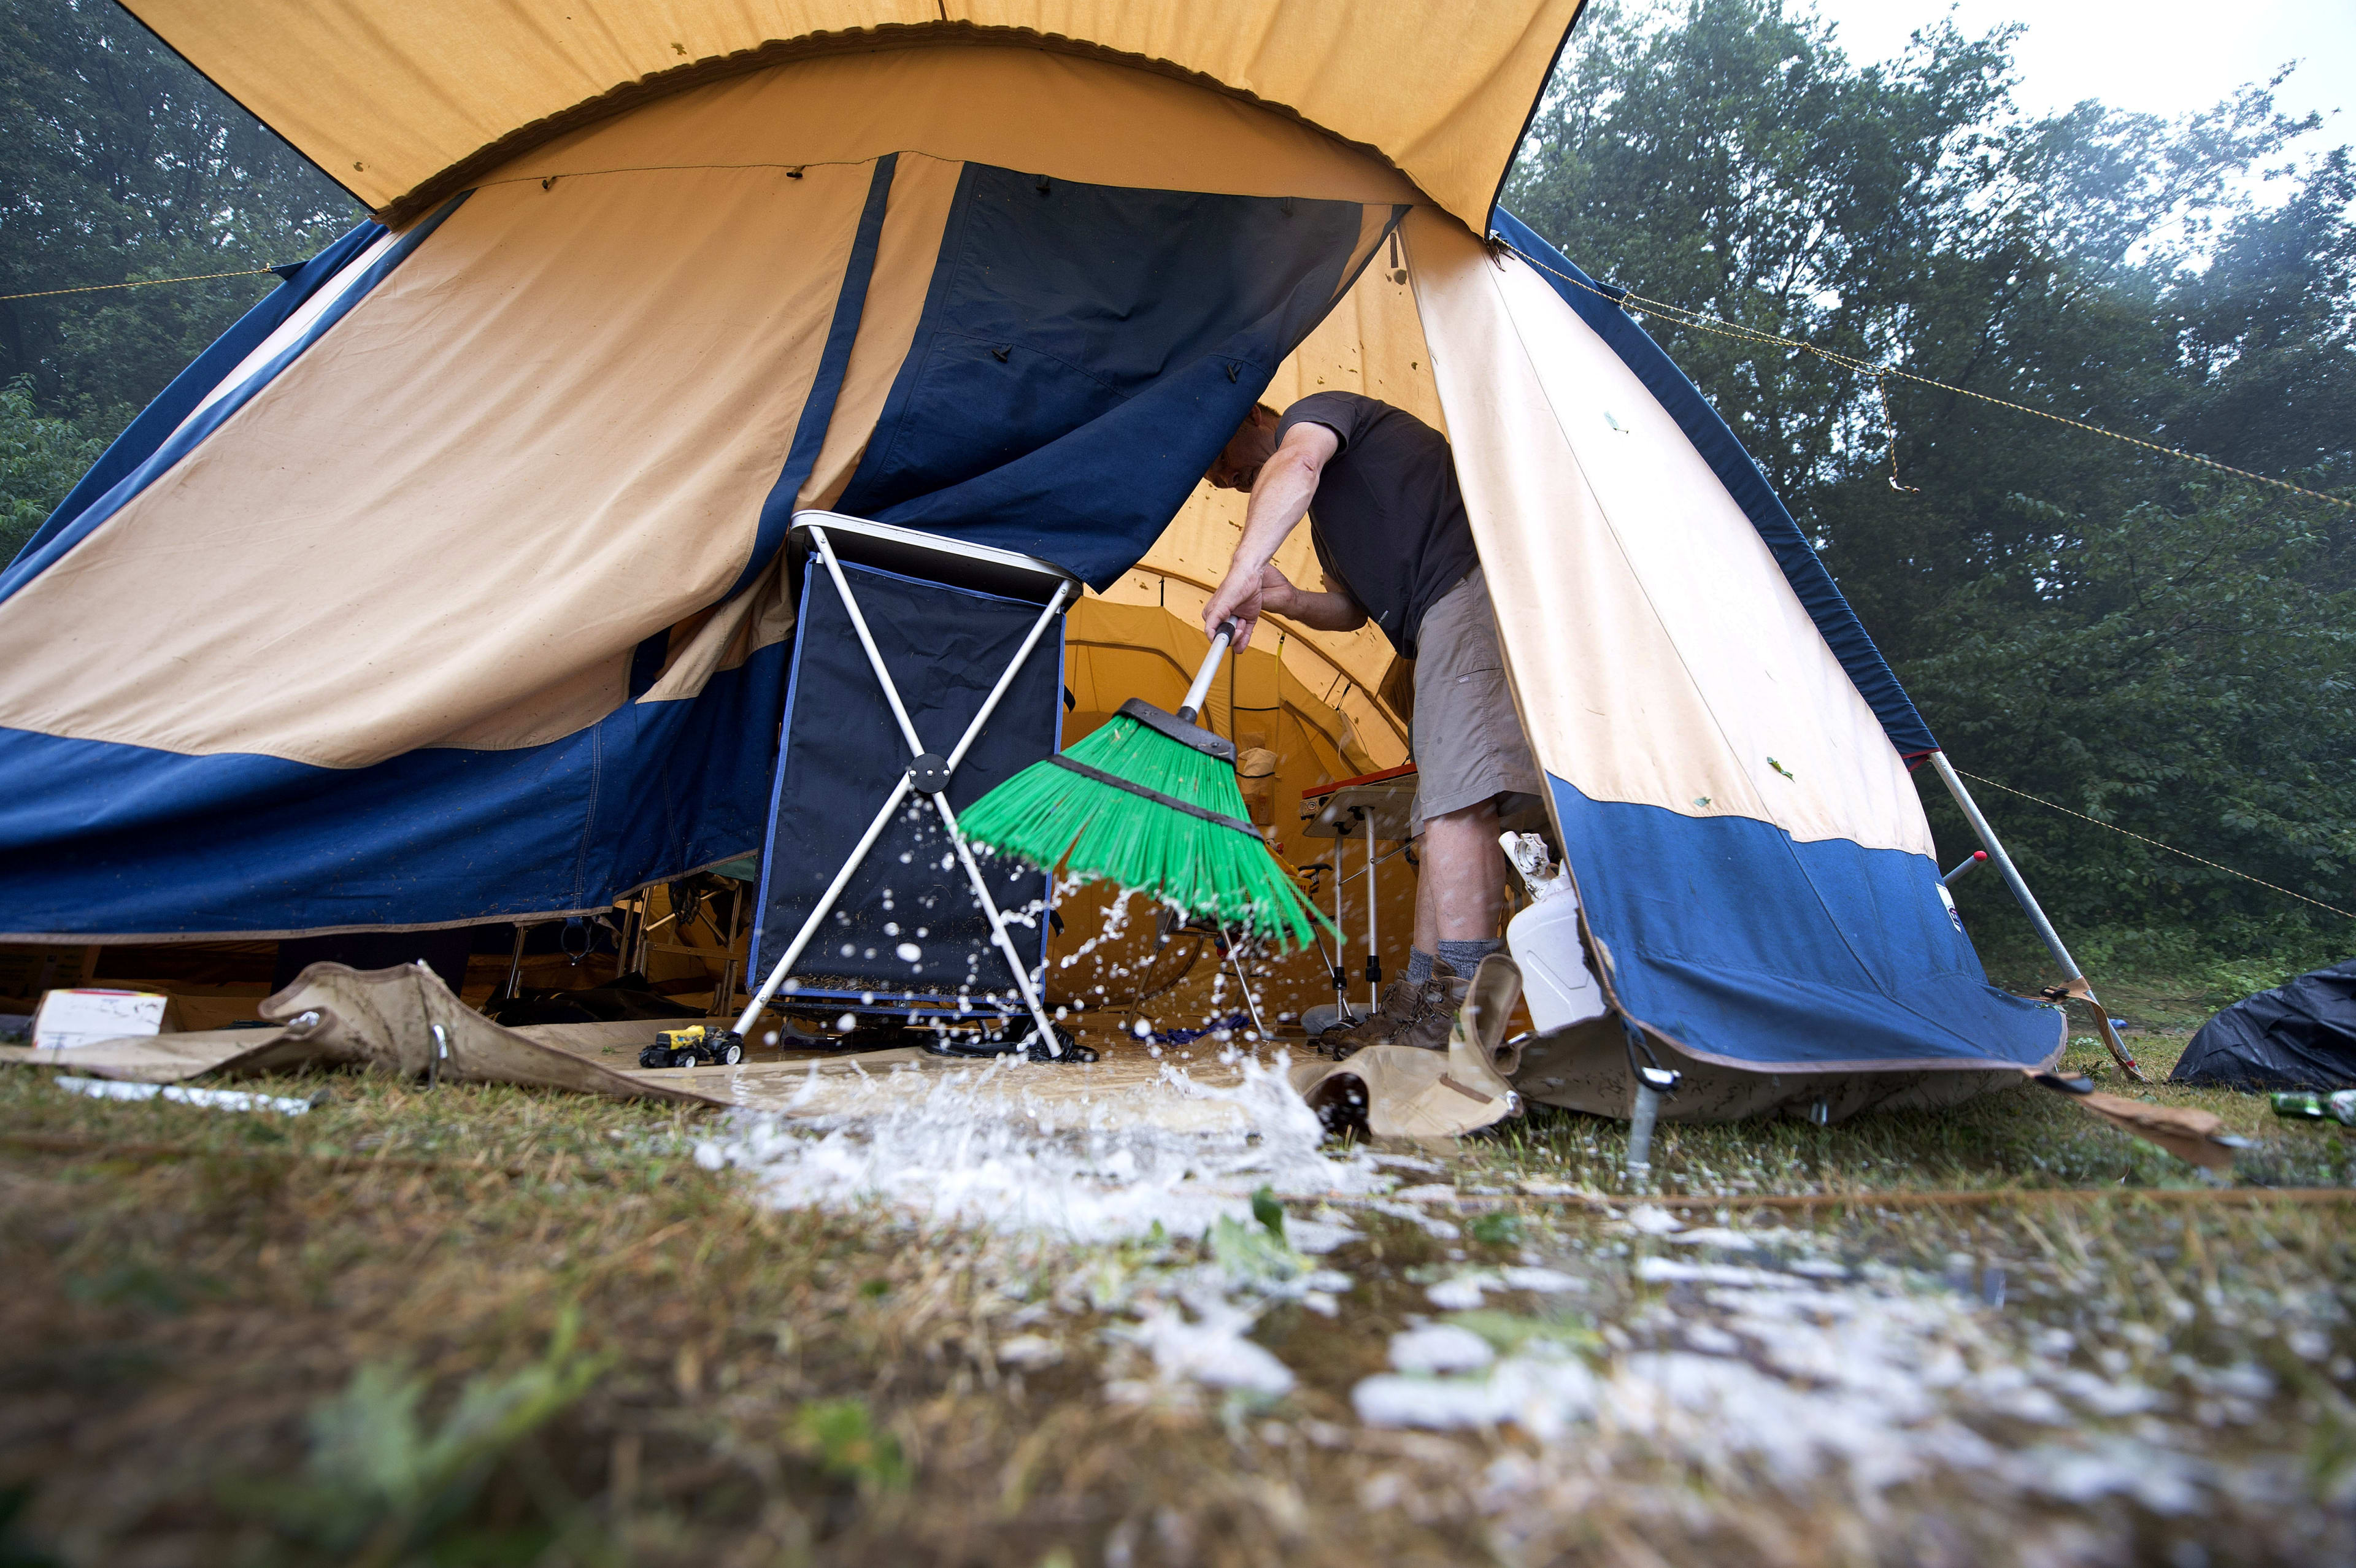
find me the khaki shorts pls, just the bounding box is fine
[1409,567,1547,832]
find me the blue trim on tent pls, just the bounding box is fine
[1547,775,2057,1070]
[7,221,387,576]
[734,153,901,601]
[0,197,469,609]
[0,642,788,936]
[1489,209,1938,756]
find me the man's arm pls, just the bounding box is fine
[1253,563,1366,632]
[1202,420,1340,650]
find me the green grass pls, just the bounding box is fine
[1,990,2351,1565]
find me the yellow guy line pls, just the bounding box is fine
[1,267,282,302]
[1493,237,2354,512]
[1953,767,2352,921]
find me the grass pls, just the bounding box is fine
[1,994,2352,1566]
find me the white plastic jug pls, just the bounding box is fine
[1500,833,1606,1032]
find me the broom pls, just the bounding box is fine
[957,620,1326,949]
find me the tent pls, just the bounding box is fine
[0,2,2066,1102]
[2171,960,2356,1091]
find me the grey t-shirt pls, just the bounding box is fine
[1275,391,1477,660]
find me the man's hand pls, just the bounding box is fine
[1203,563,1290,651]
[1203,562,1366,648]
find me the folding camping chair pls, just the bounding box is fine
[731,513,1077,1056]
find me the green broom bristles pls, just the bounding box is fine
[958,705,1329,950]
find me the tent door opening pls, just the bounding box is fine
[741,513,1075,1050]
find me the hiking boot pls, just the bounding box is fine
[1317,961,1463,1059]
[1383,964,1473,1054]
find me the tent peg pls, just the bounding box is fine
[1619,1017,1679,1184]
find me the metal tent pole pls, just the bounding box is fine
[1363,809,1379,1010]
[1927,750,2141,1078]
[1332,828,1353,1021]
[501,923,530,1001]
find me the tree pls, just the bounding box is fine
[1506,0,2355,973]
[0,0,358,432]
[0,376,101,561]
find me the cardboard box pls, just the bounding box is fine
[30,988,182,1051]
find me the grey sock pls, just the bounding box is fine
[1435,938,1502,977]
[1405,947,1434,986]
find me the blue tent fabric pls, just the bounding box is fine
[1549,776,2058,1070]
[0,646,788,935]
[0,169,1380,937]
[4,220,386,580]
[841,166,1399,586]
[1488,209,1938,757]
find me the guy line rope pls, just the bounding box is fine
[1946,767,2352,922]
[1,267,280,302]
[1490,236,2355,513]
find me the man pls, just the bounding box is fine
[1202,394,1544,1056]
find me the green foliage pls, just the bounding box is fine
[0,377,102,563]
[1250,1182,1288,1243]
[1208,1210,1306,1288]
[0,0,358,433]
[790,1397,910,1493]
[1468,1210,1525,1247]
[1508,0,2355,970]
[229,1307,609,1561]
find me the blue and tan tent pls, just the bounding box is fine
[0,1,2063,1106]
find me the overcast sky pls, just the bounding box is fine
[1806,0,2351,156]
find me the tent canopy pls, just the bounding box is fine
[2,29,2060,1077]
[120,1,1582,231]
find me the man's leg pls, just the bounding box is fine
[1414,797,1508,951]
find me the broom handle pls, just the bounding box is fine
[1176,621,1237,723]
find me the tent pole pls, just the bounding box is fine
[501,923,529,1001]
[1928,751,2139,1077]
[716,885,744,1018]
[1333,827,1353,1021]
[1363,809,1379,1011]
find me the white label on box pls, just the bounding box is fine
[31,989,170,1050]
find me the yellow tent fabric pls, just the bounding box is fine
[120,2,1582,231]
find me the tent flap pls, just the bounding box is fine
[1552,778,2060,1072]
[839,165,1396,585]
[1489,210,1936,756]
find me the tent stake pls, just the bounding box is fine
[501,922,530,1001]
[1928,751,2142,1079]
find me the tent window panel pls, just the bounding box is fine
[838,164,1386,587]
